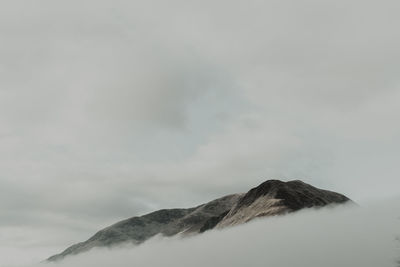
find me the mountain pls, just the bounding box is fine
[48,179,351,261]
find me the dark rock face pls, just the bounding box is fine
[216,180,350,228]
[199,210,230,233]
[237,180,349,211]
[48,180,351,261]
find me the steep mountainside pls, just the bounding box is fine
[216,180,350,228]
[48,179,351,261]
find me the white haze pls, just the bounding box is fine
[1,0,400,266]
[21,200,399,267]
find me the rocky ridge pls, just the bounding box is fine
[48,179,350,261]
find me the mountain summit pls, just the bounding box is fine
[48,179,351,261]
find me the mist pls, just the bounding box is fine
[1,0,400,266]
[20,200,397,267]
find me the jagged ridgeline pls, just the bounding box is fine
[48,180,351,261]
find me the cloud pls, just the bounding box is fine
[16,200,399,267]
[0,0,400,265]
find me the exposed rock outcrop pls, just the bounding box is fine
[216,180,350,228]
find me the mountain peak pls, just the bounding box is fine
[237,179,349,211]
[216,179,350,228]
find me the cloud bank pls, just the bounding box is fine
[24,201,400,267]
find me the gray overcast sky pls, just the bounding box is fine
[1,0,400,265]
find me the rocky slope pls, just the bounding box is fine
[48,179,350,261]
[216,180,350,228]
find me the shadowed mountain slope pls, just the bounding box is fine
[47,194,242,261]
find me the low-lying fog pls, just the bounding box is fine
[20,199,398,267]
